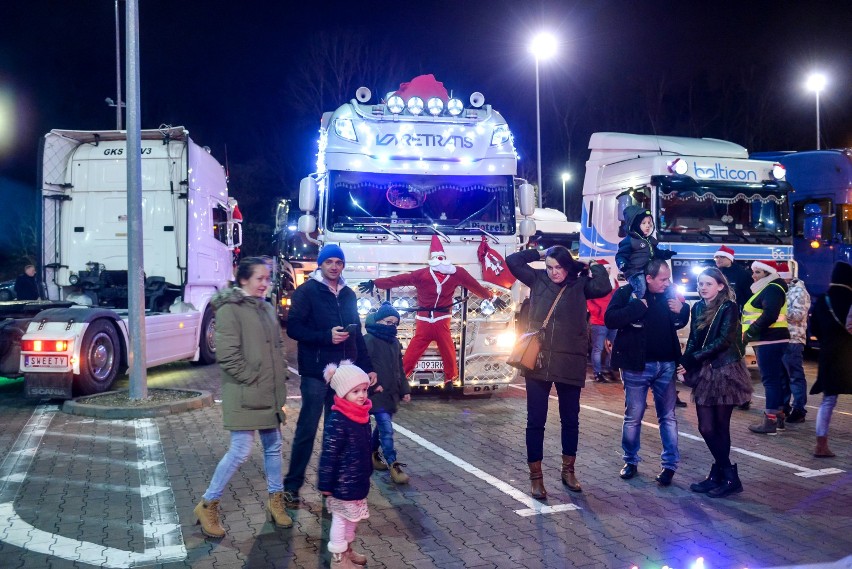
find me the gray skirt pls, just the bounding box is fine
[691,358,753,406]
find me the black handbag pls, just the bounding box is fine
[507,287,565,374]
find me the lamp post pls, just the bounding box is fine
[529,32,557,208]
[805,73,826,150]
[561,172,571,214]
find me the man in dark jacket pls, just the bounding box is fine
[14,264,42,300]
[713,246,751,311]
[284,244,375,506]
[605,258,690,487]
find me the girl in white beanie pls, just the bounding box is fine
[318,360,373,568]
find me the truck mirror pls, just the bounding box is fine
[803,203,823,241]
[298,214,317,234]
[517,183,536,217]
[616,194,632,220]
[299,177,318,212]
[518,218,536,239]
[230,222,243,248]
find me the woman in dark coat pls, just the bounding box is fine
[809,261,852,458]
[677,268,752,498]
[507,246,611,498]
[194,257,290,538]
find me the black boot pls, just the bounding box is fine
[689,463,722,494]
[708,464,742,498]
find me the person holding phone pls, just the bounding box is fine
[284,244,376,508]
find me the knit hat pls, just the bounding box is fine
[830,261,852,287]
[373,302,401,323]
[323,360,369,397]
[714,246,735,261]
[751,260,779,275]
[317,244,345,266]
[776,262,792,280]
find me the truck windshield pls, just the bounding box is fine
[656,181,790,244]
[284,231,319,261]
[326,171,516,235]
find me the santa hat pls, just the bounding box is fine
[429,235,446,258]
[751,260,779,275]
[714,246,735,261]
[776,262,792,280]
[323,360,369,398]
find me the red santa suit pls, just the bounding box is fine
[372,236,495,382]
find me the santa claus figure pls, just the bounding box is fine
[359,236,507,383]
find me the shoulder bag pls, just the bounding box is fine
[507,286,566,374]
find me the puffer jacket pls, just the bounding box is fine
[364,318,409,414]
[785,279,811,345]
[681,300,744,372]
[317,410,373,500]
[507,249,612,386]
[615,205,675,277]
[212,287,288,431]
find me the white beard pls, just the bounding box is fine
[429,259,456,274]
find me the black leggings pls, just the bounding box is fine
[695,404,735,467]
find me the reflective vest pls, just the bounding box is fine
[742,282,788,332]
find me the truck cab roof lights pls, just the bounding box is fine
[407,96,425,115]
[447,98,464,116]
[491,124,511,146]
[668,158,688,175]
[771,163,786,180]
[333,118,358,142]
[387,95,405,114]
[427,97,444,116]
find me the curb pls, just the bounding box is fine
[62,388,213,419]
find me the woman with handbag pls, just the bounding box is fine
[506,246,611,499]
[677,267,752,498]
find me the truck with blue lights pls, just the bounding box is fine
[295,75,536,394]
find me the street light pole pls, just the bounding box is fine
[814,89,821,150]
[805,73,826,150]
[114,0,122,130]
[529,32,557,210]
[535,58,543,208]
[561,172,571,214]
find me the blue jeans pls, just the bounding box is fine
[590,325,618,373]
[815,395,838,437]
[782,343,808,411]
[525,377,581,462]
[628,273,647,300]
[621,361,679,470]
[284,375,335,494]
[754,343,787,412]
[203,428,283,500]
[372,412,398,464]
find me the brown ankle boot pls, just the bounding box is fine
[194,499,225,538]
[346,543,367,565]
[528,461,547,499]
[561,455,582,492]
[814,436,836,458]
[331,551,359,568]
[266,491,294,528]
[390,461,410,484]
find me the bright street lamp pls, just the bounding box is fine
[529,32,558,208]
[561,172,571,214]
[805,73,826,150]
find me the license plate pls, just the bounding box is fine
[24,355,69,369]
[414,360,443,371]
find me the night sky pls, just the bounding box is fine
[1,0,850,250]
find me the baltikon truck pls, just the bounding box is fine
[0,126,242,398]
[579,133,794,298]
[296,74,537,394]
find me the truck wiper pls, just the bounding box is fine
[363,223,402,242]
[731,229,754,243]
[454,197,496,229]
[420,225,451,244]
[699,231,718,243]
[458,225,499,244]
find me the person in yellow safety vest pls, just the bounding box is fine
[742,260,790,435]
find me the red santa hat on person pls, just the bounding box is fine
[751,260,780,275]
[776,261,793,280]
[714,245,736,261]
[428,235,456,274]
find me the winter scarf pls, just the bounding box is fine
[331,395,372,423]
[366,323,398,342]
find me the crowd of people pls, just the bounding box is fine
[190,236,850,568]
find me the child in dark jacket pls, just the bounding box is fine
[615,205,676,301]
[318,361,373,568]
[364,303,412,484]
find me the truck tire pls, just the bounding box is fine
[0,289,13,301]
[194,307,216,366]
[74,319,120,395]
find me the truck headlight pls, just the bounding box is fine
[480,300,495,316]
[387,96,405,114]
[407,96,424,116]
[356,297,373,316]
[427,97,444,116]
[447,98,464,116]
[69,274,79,285]
[490,125,510,146]
[771,163,786,180]
[333,119,358,142]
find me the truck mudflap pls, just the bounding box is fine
[25,372,73,400]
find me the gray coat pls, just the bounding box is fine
[213,287,288,430]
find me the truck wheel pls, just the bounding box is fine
[0,290,13,301]
[74,320,120,395]
[194,307,216,365]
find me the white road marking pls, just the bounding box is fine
[0,474,169,497]
[749,392,852,417]
[393,423,581,517]
[0,406,186,567]
[509,384,845,479]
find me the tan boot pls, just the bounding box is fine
[528,461,547,500]
[266,491,293,528]
[561,455,582,492]
[331,552,359,568]
[194,499,225,538]
[814,436,836,458]
[346,543,368,565]
[371,450,388,471]
[389,461,410,484]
